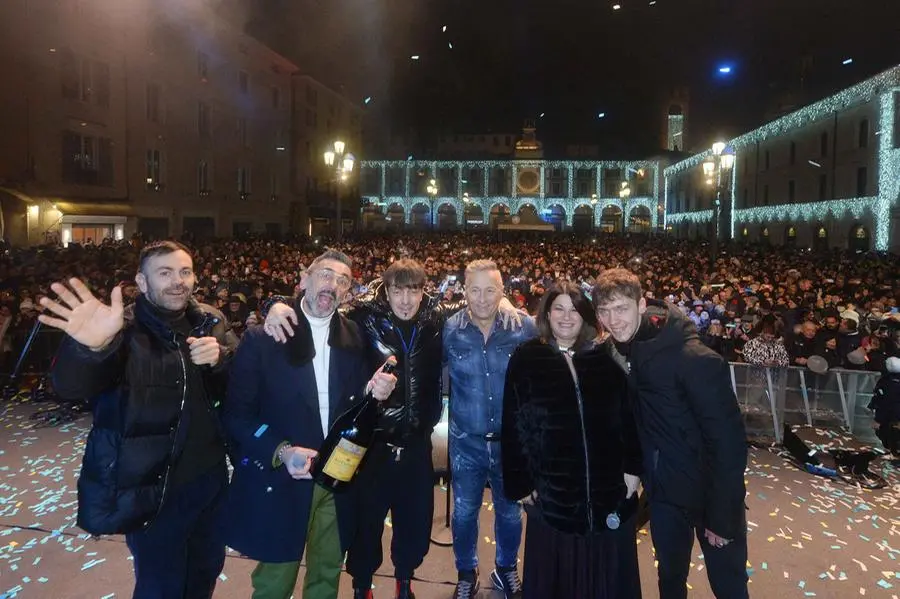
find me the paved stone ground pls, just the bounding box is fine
[1,399,900,598]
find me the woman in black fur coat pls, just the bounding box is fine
[501,280,643,599]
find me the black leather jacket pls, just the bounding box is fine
[349,281,464,445]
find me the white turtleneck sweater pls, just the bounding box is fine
[301,299,333,436]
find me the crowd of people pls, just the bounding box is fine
[4,231,899,599]
[2,232,899,375]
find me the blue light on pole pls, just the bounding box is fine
[718,65,732,75]
[842,58,853,65]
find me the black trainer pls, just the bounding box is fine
[490,565,522,599]
[395,579,416,599]
[452,570,480,599]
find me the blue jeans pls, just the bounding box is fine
[450,426,522,573]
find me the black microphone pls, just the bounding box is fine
[606,490,636,530]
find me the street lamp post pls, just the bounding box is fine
[618,182,631,234]
[702,142,735,273]
[323,140,355,242]
[462,192,470,233]
[426,178,438,230]
[590,194,598,235]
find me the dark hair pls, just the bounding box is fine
[592,268,643,306]
[309,249,353,271]
[383,258,425,290]
[755,314,783,338]
[138,240,192,273]
[537,281,599,347]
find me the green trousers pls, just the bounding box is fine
[251,484,342,599]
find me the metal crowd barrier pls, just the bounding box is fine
[729,363,881,444]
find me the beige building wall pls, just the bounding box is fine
[0,0,312,245]
[292,75,364,235]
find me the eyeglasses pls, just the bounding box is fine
[311,268,352,289]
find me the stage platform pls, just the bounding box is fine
[1,401,899,598]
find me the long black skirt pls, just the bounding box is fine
[522,505,642,599]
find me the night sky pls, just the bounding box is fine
[243,0,900,156]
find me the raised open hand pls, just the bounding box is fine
[38,278,124,350]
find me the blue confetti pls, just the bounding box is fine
[253,424,269,438]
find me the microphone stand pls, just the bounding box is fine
[3,318,43,399]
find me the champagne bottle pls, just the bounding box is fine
[311,356,397,492]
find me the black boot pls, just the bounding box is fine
[395,579,416,599]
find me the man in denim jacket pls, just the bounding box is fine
[443,259,537,599]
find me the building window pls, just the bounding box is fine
[61,131,113,186]
[79,58,92,102]
[788,179,795,203]
[764,150,770,170]
[789,141,796,165]
[305,109,316,128]
[306,84,317,106]
[198,160,210,196]
[505,136,511,146]
[237,118,247,147]
[238,167,251,198]
[859,118,870,148]
[894,92,900,149]
[763,184,769,205]
[60,50,108,107]
[818,173,827,201]
[94,61,110,107]
[60,49,79,99]
[198,52,209,80]
[742,187,748,208]
[493,136,499,147]
[146,83,160,123]
[820,131,829,156]
[238,70,249,94]
[145,149,161,189]
[856,166,868,196]
[198,102,210,138]
[270,170,279,200]
[271,86,280,109]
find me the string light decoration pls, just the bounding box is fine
[360,159,661,228]
[666,210,714,225]
[734,197,877,223]
[664,65,900,250]
[361,193,659,228]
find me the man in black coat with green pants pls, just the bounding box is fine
[593,268,749,599]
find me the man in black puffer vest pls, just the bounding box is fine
[41,241,234,599]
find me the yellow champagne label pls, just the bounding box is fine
[322,438,367,482]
